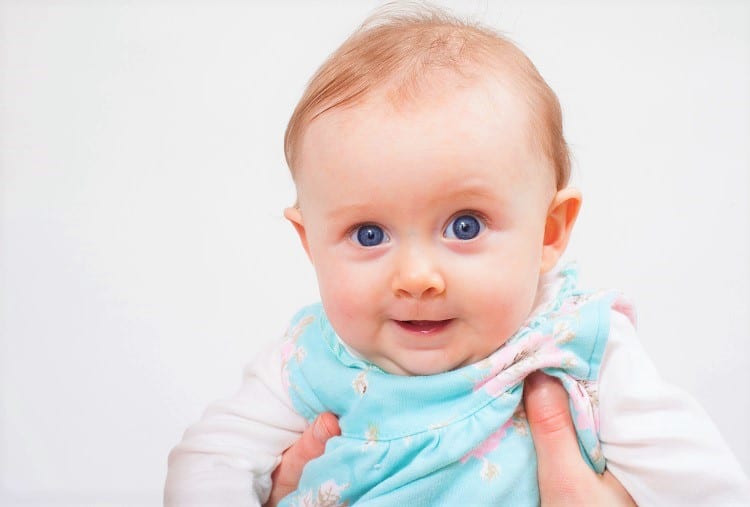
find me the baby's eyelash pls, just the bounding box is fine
[447,210,491,228]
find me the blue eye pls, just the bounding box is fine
[353,224,388,247]
[445,214,484,241]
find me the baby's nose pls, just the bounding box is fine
[391,246,445,299]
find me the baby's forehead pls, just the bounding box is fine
[308,67,530,137]
[380,57,530,112]
[328,68,545,159]
[286,11,570,190]
[298,78,556,196]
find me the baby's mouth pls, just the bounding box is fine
[395,319,454,334]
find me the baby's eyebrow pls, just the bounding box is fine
[430,181,511,207]
[325,202,375,221]
[442,185,498,202]
[323,185,501,221]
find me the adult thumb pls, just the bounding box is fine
[523,372,590,488]
[310,412,341,447]
[265,413,341,507]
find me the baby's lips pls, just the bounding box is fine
[395,319,454,333]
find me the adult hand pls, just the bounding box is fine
[264,412,341,507]
[523,371,635,506]
[266,373,635,507]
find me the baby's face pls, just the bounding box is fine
[288,77,559,375]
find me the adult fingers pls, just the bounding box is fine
[264,412,341,507]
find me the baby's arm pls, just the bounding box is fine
[599,311,750,505]
[164,340,308,507]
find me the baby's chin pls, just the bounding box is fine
[369,352,486,377]
[341,322,520,376]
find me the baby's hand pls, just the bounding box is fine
[263,412,340,507]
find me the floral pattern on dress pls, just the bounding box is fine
[461,403,528,481]
[352,371,368,396]
[461,417,512,464]
[290,480,350,507]
[473,330,573,398]
[280,315,315,390]
[363,424,379,450]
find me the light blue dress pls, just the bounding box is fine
[278,266,621,506]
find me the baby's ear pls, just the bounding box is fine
[284,206,312,261]
[541,188,582,273]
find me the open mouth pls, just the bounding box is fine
[395,319,454,334]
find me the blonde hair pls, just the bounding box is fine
[284,2,570,189]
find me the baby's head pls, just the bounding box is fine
[283,4,581,376]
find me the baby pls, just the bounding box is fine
[166,4,750,506]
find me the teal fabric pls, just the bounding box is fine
[278,266,618,506]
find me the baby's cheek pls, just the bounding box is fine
[473,274,536,337]
[318,275,372,343]
[322,270,361,312]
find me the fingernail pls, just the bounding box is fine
[526,371,544,388]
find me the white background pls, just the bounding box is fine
[1,0,748,505]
